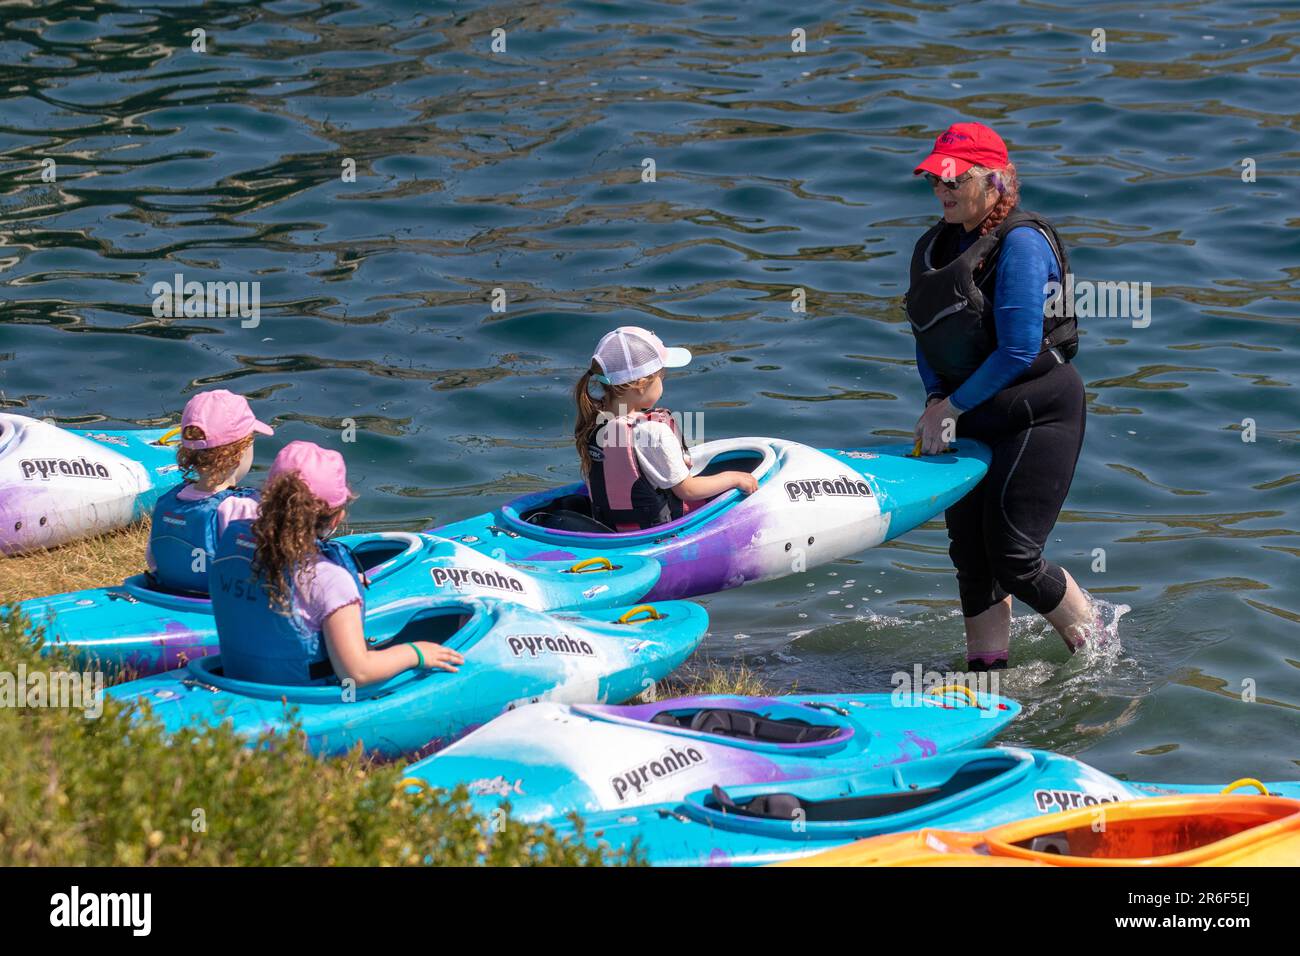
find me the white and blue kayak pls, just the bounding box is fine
[18,532,661,675]
[0,413,179,555]
[403,689,1020,821]
[523,748,1300,867]
[107,598,708,759]
[432,436,990,600]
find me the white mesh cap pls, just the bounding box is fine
[592,326,692,386]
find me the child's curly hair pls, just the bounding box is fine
[250,471,348,614]
[175,427,253,483]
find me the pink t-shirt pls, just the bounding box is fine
[293,556,362,633]
[145,487,261,571]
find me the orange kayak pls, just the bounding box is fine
[783,794,1300,866]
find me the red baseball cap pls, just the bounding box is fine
[914,122,1009,178]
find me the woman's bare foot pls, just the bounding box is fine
[1044,570,1095,653]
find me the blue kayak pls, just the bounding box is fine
[0,413,179,555]
[19,532,661,675]
[106,598,708,759]
[534,747,1246,867]
[402,689,1021,819]
[431,437,990,599]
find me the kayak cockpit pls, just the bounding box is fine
[648,708,842,745]
[680,750,1035,835]
[574,696,856,754]
[500,439,778,545]
[706,760,1011,823]
[115,533,427,609]
[173,602,487,703]
[1002,803,1298,860]
[340,531,425,582]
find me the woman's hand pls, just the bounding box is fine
[915,397,959,455]
[412,641,463,673]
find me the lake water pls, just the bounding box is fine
[2,0,1297,784]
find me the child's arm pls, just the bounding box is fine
[672,470,757,502]
[323,603,464,687]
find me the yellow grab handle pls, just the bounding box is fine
[1221,778,1269,795]
[568,557,614,574]
[927,684,979,707]
[158,426,182,446]
[910,439,958,457]
[617,604,663,625]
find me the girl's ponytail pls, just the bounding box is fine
[574,362,604,478]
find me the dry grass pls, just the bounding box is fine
[653,656,781,699]
[0,518,151,602]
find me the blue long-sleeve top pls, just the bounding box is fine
[915,224,1062,412]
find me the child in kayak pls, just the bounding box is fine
[574,326,757,531]
[146,389,273,595]
[210,441,463,687]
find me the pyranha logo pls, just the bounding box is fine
[430,566,525,593]
[20,457,111,481]
[1033,788,1126,813]
[784,476,873,502]
[506,633,597,659]
[610,744,707,802]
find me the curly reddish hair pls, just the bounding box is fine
[175,427,253,484]
[250,471,348,614]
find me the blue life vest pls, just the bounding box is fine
[210,519,366,686]
[149,484,259,595]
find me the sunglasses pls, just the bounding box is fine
[923,171,977,190]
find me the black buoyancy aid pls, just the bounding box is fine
[586,408,686,531]
[904,207,1079,389]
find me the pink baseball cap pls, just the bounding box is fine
[592,326,692,387]
[180,389,273,450]
[267,441,351,509]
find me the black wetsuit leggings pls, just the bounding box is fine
[946,351,1086,619]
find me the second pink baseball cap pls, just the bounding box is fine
[180,389,274,450]
[267,441,351,509]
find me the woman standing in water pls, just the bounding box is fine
[906,122,1098,670]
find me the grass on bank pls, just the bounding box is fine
[655,658,775,698]
[0,605,636,866]
[1,519,150,602]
